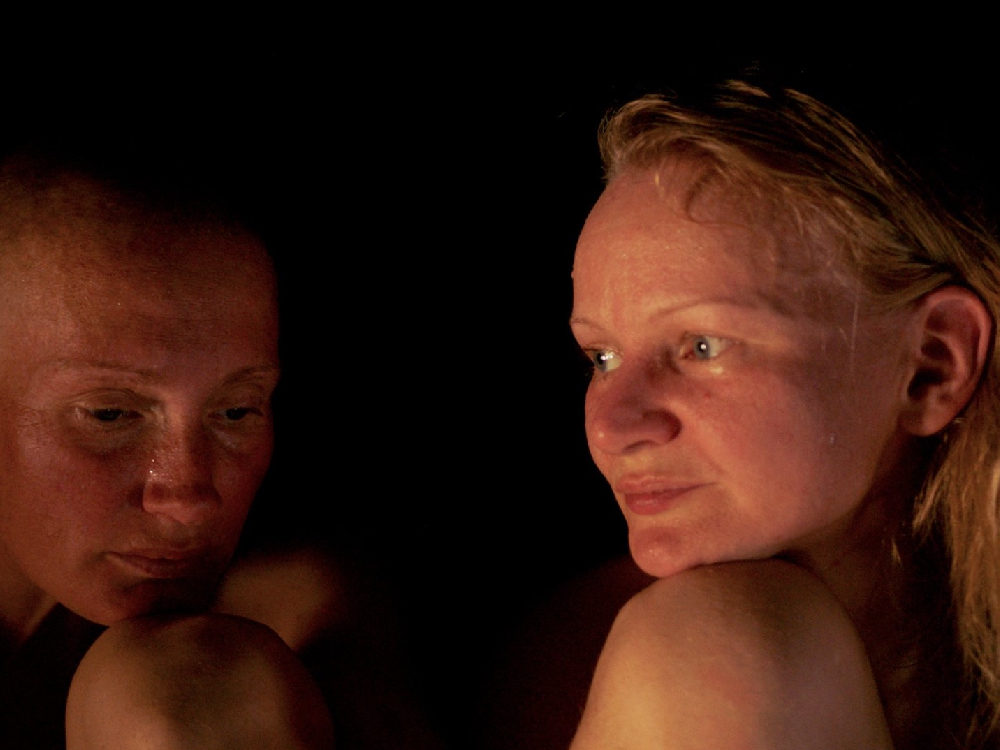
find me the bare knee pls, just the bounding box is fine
[66,613,334,750]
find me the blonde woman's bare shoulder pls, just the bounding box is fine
[570,560,893,750]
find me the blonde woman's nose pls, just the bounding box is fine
[585,368,681,456]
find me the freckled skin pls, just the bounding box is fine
[565,164,929,750]
[571,165,916,579]
[0,200,280,632]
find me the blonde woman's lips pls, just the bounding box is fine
[616,478,710,516]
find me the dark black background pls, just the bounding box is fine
[6,38,1000,747]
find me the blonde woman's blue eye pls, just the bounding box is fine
[587,349,622,374]
[682,335,731,361]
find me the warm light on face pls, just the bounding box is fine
[571,165,914,578]
[0,214,280,626]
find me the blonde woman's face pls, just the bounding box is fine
[571,166,915,578]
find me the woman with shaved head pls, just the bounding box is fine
[0,146,447,749]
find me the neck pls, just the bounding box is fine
[0,549,58,653]
[784,486,955,749]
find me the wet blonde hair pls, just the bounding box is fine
[598,82,1000,742]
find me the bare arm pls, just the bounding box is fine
[570,560,893,750]
[66,545,441,750]
[65,613,334,750]
[214,544,444,750]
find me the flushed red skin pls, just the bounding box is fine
[571,165,915,579]
[0,205,280,629]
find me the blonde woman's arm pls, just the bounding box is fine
[570,560,893,750]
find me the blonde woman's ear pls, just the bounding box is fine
[900,286,993,436]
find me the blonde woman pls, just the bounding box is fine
[569,82,1000,749]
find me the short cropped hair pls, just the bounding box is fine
[0,145,252,238]
[0,147,273,291]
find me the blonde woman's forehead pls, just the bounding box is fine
[579,166,867,320]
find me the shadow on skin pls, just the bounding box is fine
[479,555,654,750]
[65,613,335,750]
